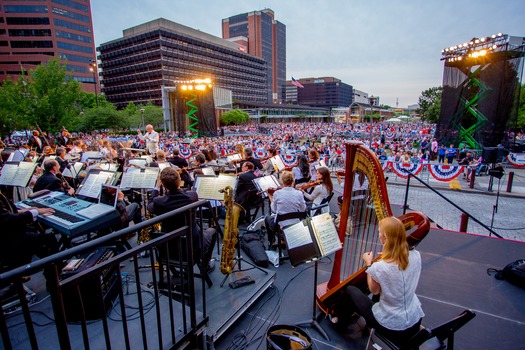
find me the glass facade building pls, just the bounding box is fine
[222,9,286,103]
[290,77,354,109]
[0,0,97,92]
[98,18,267,109]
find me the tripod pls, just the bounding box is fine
[220,230,268,287]
[295,259,330,341]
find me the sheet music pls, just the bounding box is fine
[226,153,242,162]
[62,162,83,178]
[120,167,159,189]
[77,171,117,198]
[0,162,37,187]
[40,156,57,169]
[270,155,286,171]
[127,158,147,169]
[311,212,342,257]
[252,175,281,193]
[195,175,237,200]
[283,221,313,250]
[81,151,102,163]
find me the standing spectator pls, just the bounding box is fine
[446,144,456,164]
[438,144,447,163]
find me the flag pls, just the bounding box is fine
[291,77,304,88]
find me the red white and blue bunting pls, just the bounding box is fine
[281,154,297,167]
[507,153,525,168]
[254,150,267,159]
[428,164,464,182]
[380,161,390,171]
[390,162,424,179]
[179,146,192,159]
[384,130,396,140]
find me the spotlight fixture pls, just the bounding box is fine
[441,33,509,61]
[175,78,213,92]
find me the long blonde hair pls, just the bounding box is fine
[379,217,409,270]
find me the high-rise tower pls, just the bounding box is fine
[0,0,98,93]
[222,9,286,103]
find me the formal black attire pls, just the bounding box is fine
[56,135,72,148]
[56,156,69,173]
[27,136,44,154]
[147,189,216,266]
[0,193,58,270]
[234,170,260,221]
[239,156,263,171]
[168,155,189,168]
[33,172,63,193]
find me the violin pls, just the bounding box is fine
[298,179,322,191]
[266,186,283,196]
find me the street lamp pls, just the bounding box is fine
[140,108,145,129]
[89,59,98,107]
[369,95,376,150]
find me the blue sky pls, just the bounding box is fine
[91,0,525,108]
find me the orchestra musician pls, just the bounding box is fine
[300,166,332,213]
[0,190,58,271]
[262,148,277,175]
[167,148,189,168]
[136,124,159,155]
[33,159,75,196]
[292,154,310,185]
[27,130,45,154]
[307,149,320,180]
[337,217,424,347]
[234,161,260,224]
[239,147,263,172]
[147,167,216,271]
[55,148,69,173]
[56,129,72,148]
[264,171,306,247]
[99,139,117,161]
[68,139,83,154]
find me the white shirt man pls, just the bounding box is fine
[137,124,159,155]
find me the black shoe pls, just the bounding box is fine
[207,259,216,273]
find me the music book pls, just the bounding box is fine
[77,169,119,199]
[252,175,281,197]
[127,158,148,169]
[226,153,242,162]
[120,167,159,189]
[194,174,237,200]
[201,167,215,176]
[283,212,342,267]
[62,162,84,178]
[80,151,102,163]
[0,161,37,187]
[270,155,286,171]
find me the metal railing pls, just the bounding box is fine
[1,200,213,350]
[402,172,503,238]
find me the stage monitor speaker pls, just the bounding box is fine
[481,147,506,164]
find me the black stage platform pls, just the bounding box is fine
[214,227,525,350]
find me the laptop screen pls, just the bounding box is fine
[99,184,118,207]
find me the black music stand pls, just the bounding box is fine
[220,228,268,287]
[295,259,330,341]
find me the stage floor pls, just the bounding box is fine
[213,226,525,350]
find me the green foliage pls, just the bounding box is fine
[418,86,442,123]
[220,109,250,125]
[0,58,82,134]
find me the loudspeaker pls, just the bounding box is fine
[481,147,505,164]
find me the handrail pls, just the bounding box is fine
[402,172,502,238]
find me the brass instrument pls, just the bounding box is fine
[219,186,244,275]
[138,190,161,244]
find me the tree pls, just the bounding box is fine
[0,59,82,134]
[418,87,442,123]
[220,109,250,125]
[516,84,525,129]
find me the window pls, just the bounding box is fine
[6,17,50,25]
[8,29,51,37]
[11,41,53,48]
[51,0,89,13]
[52,7,89,23]
[4,5,48,13]
[57,41,93,54]
[54,18,90,33]
[55,30,91,43]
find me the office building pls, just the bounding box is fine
[98,18,267,109]
[222,9,286,103]
[287,77,353,109]
[0,0,98,93]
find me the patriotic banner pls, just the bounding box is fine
[254,150,267,159]
[428,164,464,181]
[390,162,424,179]
[384,130,395,140]
[179,146,192,159]
[281,154,297,167]
[507,153,525,168]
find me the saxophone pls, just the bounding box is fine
[220,186,244,274]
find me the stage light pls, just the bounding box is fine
[175,78,213,92]
[441,33,509,61]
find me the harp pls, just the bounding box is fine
[316,142,430,316]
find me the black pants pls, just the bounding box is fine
[343,286,421,347]
[3,230,58,270]
[264,214,279,245]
